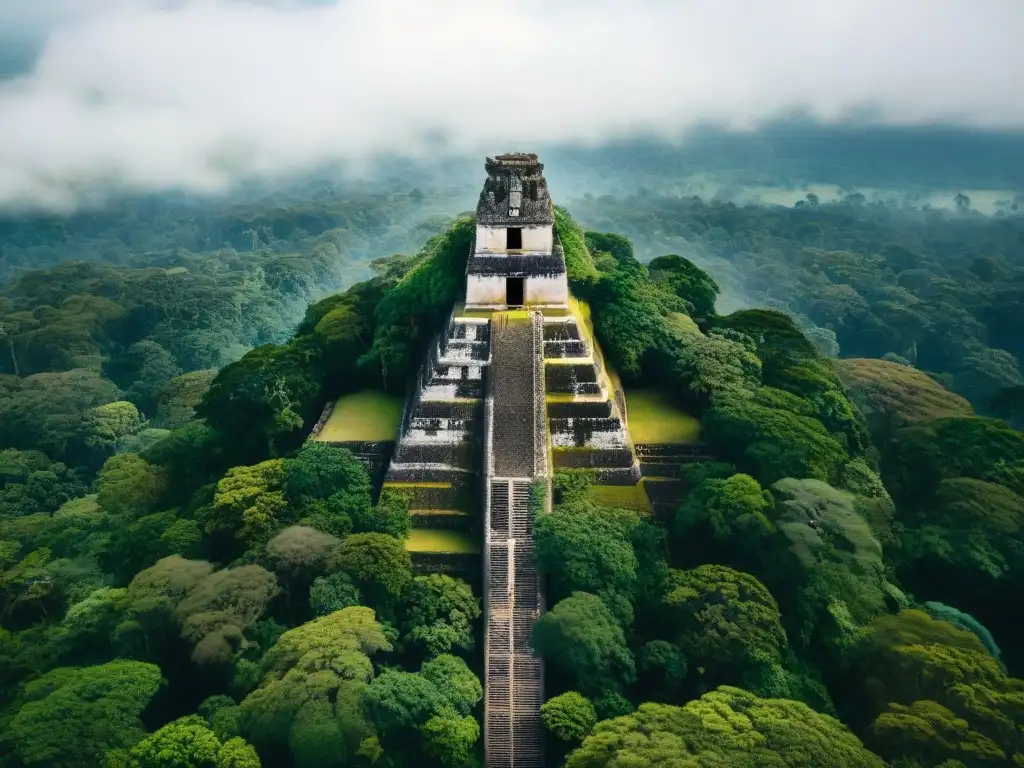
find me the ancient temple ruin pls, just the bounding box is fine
[467,154,567,308]
[307,156,716,767]
[374,153,640,768]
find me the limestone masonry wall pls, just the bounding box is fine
[476,224,554,253]
[526,274,568,305]
[466,275,508,306]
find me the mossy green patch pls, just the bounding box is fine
[568,296,620,395]
[546,357,594,365]
[383,481,452,489]
[546,393,606,404]
[588,483,653,514]
[835,357,975,427]
[455,303,494,319]
[625,388,702,444]
[570,296,595,342]
[405,528,480,554]
[315,390,404,442]
[539,306,573,317]
[665,311,702,338]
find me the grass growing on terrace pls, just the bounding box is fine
[405,528,480,554]
[570,296,595,341]
[315,390,404,442]
[625,388,702,444]
[569,296,620,394]
[539,306,570,317]
[588,483,653,514]
[455,303,494,319]
[546,393,605,403]
[384,481,452,489]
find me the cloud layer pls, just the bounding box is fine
[1,0,1023,212]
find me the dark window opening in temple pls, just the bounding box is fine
[506,227,522,250]
[505,277,525,307]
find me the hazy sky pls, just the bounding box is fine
[1,0,1023,212]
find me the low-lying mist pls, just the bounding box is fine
[2,0,1023,213]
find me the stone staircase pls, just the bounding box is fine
[484,311,546,768]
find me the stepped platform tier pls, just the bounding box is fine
[383,310,491,521]
[308,391,404,495]
[543,319,588,359]
[636,442,717,469]
[640,477,688,524]
[382,464,474,485]
[407,527,481,582]
[410,508,473,530]
[380,311,490,581]
[385,310,490,477]
[542,308,640,485]
[383,478,474,511]
[634,442,717,519]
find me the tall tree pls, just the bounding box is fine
[2,660,163,768]
[567,687,885,767]
[664,565,787,686]
[532,592,635,696]
[240,607,390,767]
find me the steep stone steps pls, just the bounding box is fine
[484,311,546,768]
[490,316,539,478]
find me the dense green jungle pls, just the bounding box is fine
[2,147,1024,768]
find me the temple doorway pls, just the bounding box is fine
[505,277,524,307]
[506,227,522,250]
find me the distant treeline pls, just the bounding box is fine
[569,192,1024,424]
